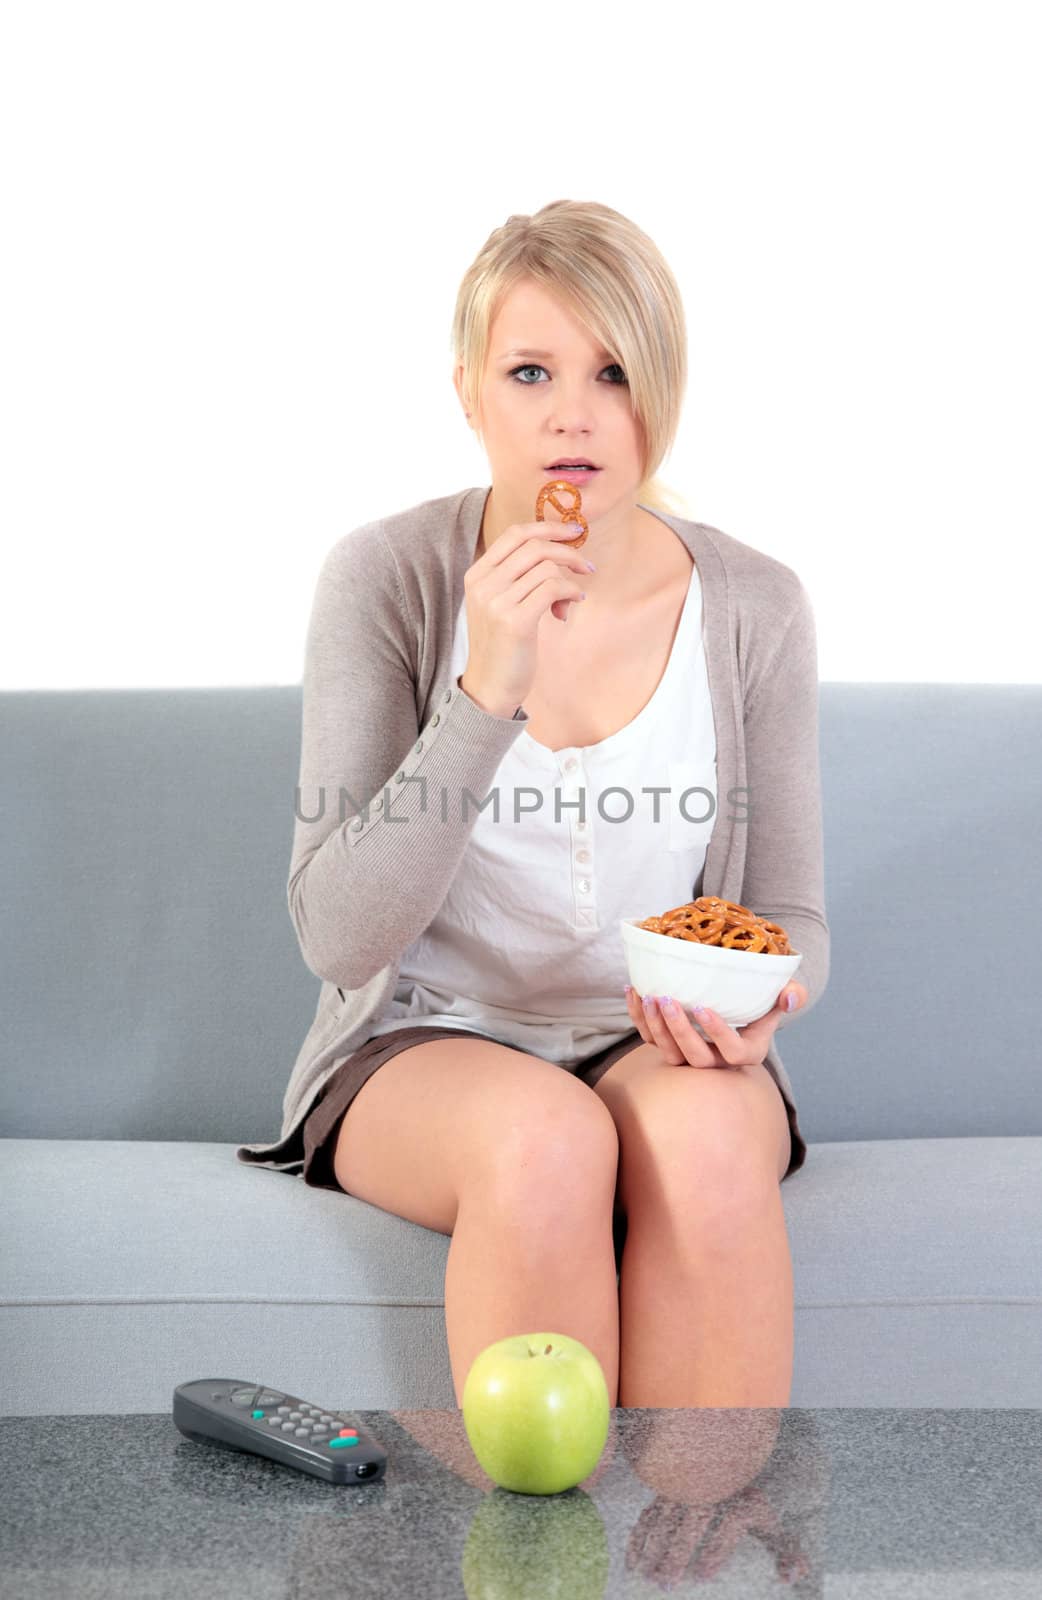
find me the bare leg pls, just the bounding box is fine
[328,1034,623,1408]
[446,1190,621,1408]
[617,1185,793,1407]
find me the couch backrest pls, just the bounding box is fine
[1,686,1038,1148]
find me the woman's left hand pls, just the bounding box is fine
[623,980,809,1070]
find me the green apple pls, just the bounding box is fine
[461,1331,610,1496]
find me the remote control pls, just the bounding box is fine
[173,1378,388,1485]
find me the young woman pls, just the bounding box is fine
[237,199,830,1408]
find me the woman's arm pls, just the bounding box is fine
[738,579,830,1026]
[287,521,528,991]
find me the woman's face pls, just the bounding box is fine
[457,276,646,526]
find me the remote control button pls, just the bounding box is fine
[294,1428,310,1437]
[256,1391,284,1406]
[277,1406,291,1415]
[230,1387,260,1407]
[329,1437,360,1449]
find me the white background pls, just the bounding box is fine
[2,0,1039,687]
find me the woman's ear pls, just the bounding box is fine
[452,362,470,418]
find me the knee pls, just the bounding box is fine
[492,1094,620,1222]
[629,1097,773,1234]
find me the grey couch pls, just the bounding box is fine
[2,685,1040,1416]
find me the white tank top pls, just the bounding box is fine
[366,560,718,1067]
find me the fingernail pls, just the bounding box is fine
[785,991,798,1011]
[692,1004,707,1018]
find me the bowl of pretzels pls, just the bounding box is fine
[619,897,803,1029]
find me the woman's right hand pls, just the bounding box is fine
[458,520,594,717]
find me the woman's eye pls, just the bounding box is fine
[509,363,628,386]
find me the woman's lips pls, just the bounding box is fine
[544,467,601,485]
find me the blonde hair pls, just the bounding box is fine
[451,199,693,518]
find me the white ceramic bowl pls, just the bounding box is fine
[620,916,803,1029]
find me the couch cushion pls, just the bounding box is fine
[3,1136,1040,1413]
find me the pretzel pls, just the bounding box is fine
[535,478,590,551]
[721,924,769,953]
[689,897,759,928]
[636,896,793,955]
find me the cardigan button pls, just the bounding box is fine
[414,740,423,753]
[350,819,363,832]
[395,770,405,783]
[431,713,440,727]
[373,796,383,811]
[443,690,452,703]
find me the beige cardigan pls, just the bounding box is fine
[236,484,830,1174]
